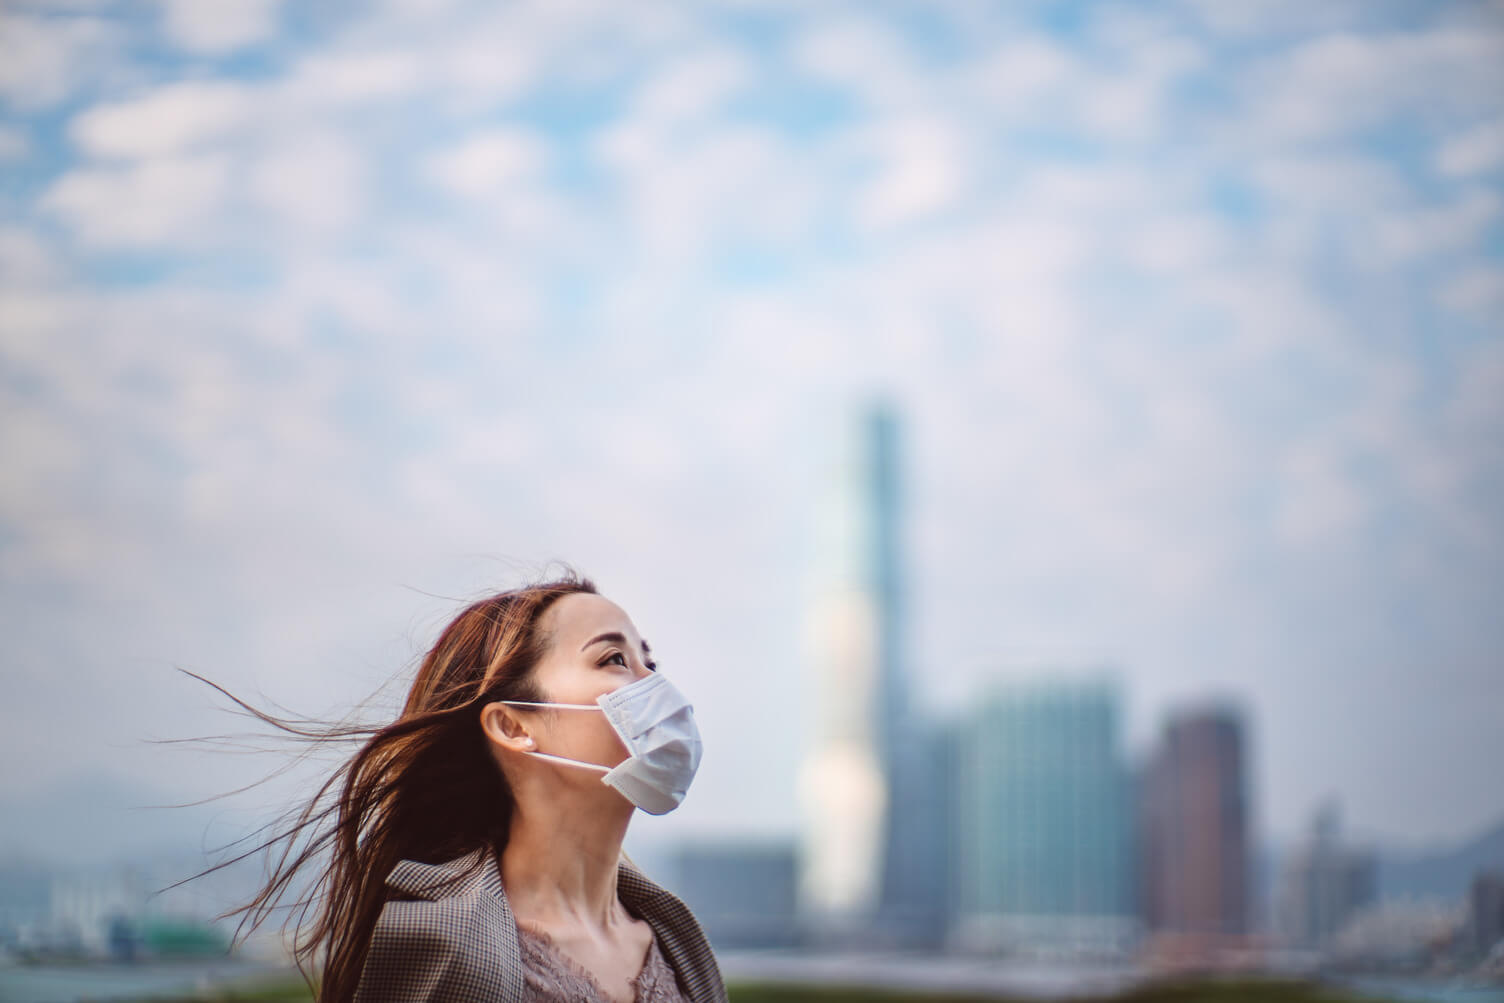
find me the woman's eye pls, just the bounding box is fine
[603,652,628,667]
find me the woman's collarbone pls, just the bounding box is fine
[522,913,655,1003]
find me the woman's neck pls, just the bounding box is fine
[500,793,634,929]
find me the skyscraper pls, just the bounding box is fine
[797,404,900,924]
[1141,706,1251,941]
[953,677,1136,955]
[1275,801,1375,949]
[1468,871,1504,961]
[798,402,952,943]
[670,842,799,949]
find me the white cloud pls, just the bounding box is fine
[1448,339,1504,437]
[1249,28,1504,141]
[428,11,542,105]
[1076,34,1204,141]
[1364,191,1501,266]
[594,47,754,180]
[629,49,749,130]
[594,119,815,263]
[1187,269,1345,360]
[851,118,967,230]
[967,37,1077,106]
[1250,154,1409,223]
[791,17,921,111]
[158,0,284,53]
[1440,265,1504,316]
[1273,441,1366,545]
[1078,74,1166,140]
[249,135,367,234]
[1124,214,1231,274]
[69,81,256,160]
[425,129,550,199]
[41,155,233,247]
[0,227,63,285]
[0,12,120,109]
[1180,0,1390,38]
[1436,117,1504,177]
[285,50,426,104]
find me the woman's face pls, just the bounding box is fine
[504,592,656,772]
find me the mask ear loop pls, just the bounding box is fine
[523,750,612,774]
[496,699,615,774]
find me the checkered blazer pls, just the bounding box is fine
[352,848,728,1003]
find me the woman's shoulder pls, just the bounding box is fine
[369,850,514,947]
[617,862,727,1003]
[355,851,526,1003]
[381,849,501,902]
[368,850,519,952]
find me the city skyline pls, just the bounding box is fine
[2,0,1502,854]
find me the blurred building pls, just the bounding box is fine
[669,842,799,949]
[1274,801,1376,950]
[861,407,954,944]
[1141,706,1251,942]
[879,718,956,946]
[953,678,1137,957]
[1331,900,1464,972]
[0,852,260,961]
[50,867,149,956]
[798,402,915,933]
[0,860,52,950]
[1469,871,1504,960]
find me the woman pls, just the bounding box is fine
[226,573,727,1003]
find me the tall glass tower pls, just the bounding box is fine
[954,678,1137,954]
[1141,706,1250,939]
[799,402,951,941]
[798,402,903,926]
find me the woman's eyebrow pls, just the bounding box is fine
[580,631,652,654]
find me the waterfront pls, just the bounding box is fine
[3,955,1503,1003]
[719,951,1145,999]
[719,954,1504,1003]
[1333,977,1504,1003]
[0,959,296,1003]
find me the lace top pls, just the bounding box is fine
[516,924,692,1003]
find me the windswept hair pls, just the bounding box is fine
[193,572,597,1003]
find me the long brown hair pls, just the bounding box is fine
[199,572,596,1002]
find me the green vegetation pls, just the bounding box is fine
[140,918,233,959]
[132,974,1393,1003]
[725,980,1384,1003]
[129,975,313,1002]
[1112,977,1378,1003]
[729,985,1018,1003]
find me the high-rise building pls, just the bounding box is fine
[798,401,950,942]
[1141,706,1251,940]
[953,678,1137,955]
[1274,801,1375,949]
[879,717,955,944]
[670,842,799,949]
[798,404,900,924]
[1469,871,1504,961]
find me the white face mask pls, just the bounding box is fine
[501,672,703,815]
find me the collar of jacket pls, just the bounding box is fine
[377,848,726,1003]
[382,848,673,911]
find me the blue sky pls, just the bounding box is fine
[1,0,1502,854]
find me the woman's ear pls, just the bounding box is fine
[480,702,536,753]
